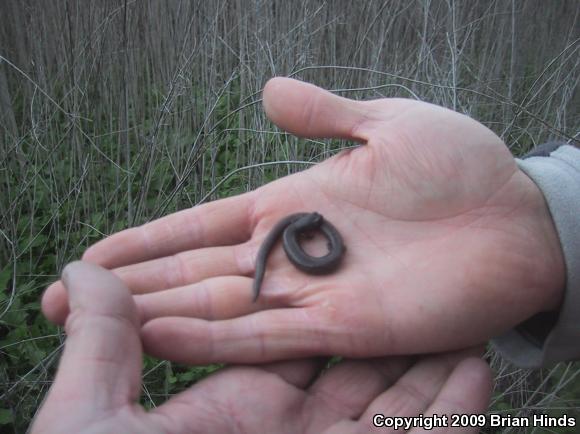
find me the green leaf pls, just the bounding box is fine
[176,371,195,382]
[0,408,14,425]
[0,265,11,294]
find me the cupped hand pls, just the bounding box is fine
[42,77,565,364]
[32,262,492,434]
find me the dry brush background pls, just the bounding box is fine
[0,0,579,432]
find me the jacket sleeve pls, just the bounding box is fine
[491,144,580,368]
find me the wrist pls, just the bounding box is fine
[522,171,566,312]
[493,144,580,367]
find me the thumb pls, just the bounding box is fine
[262,77,369,141]
[40,261,142,416]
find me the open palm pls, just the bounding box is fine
[42,77,564,364]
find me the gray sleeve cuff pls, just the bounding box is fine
[491,145,580,368]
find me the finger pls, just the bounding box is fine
[306,356,413,422]
[259,357,329,388]
[137,276,263,322]
[359,348,484,433]
[41,192,256,324]
[141,307,345,364]
[152,358,326,433]
[39,262,141,414]
[41,281,70,324]
[83,192,256,268]
[42,241,256,324]
[263,77,371,141]
[413,357,492,434]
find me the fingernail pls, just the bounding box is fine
[61,261,85,292]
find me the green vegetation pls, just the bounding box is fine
[0,0,578,432]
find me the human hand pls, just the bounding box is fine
[42,77,565,364]
[32,261,492,434]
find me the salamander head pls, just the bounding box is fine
[294,212,323,230]
[309,212,323,225]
